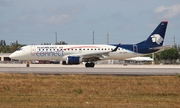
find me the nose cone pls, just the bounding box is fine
[9,53,17,60]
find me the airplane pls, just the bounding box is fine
[9,21,168,68]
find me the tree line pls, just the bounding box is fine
[0,40,25,53]
[153,44,180,64]
[0,40,67,53]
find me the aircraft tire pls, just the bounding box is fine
[85,62,95,68]
[90,62,95,67]
[26,64,30,67]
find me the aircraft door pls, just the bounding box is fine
[31,45,36,56]
[133,45,138,54]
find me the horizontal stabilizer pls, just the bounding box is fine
[149,45,171,50]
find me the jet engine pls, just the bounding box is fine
[63,56,82,65]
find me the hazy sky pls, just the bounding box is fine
[0,0,180,45]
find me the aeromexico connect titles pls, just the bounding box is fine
[10,21,168,67]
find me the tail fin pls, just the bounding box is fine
[137,21,168,47]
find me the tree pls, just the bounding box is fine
[56,41,67,45]
[160,48,179,63]
[0,40,6,46]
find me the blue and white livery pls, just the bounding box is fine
[10,21,168,67]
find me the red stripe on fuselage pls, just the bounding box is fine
[66,46,101,49]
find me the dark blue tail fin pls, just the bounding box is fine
[137,21,168,47]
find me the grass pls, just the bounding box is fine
[0,73,180,108]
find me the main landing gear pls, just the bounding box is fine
[85,62,95,68]
[26,61,30,67]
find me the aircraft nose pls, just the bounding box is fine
[9,53,17,59]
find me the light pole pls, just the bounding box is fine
[107,32,109,44]
[92,31,94,44]
[55,32,57,45]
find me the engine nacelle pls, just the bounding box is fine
[66,56,82,65]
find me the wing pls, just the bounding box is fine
[63,43,121,62]
[80,51,111,61]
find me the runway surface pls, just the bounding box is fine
[0,64,180,75]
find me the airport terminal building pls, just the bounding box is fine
[0,53,11,62]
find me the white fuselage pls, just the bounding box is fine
[10,44,141,61]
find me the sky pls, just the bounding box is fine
[0,0,180,45]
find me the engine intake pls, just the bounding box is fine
[66,56,81,64]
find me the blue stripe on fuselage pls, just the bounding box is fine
[109,44,159,54]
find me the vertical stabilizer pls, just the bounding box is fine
[137,21,168,47]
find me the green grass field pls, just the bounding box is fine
[0,73,180,108]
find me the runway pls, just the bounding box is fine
[0,64,180,75]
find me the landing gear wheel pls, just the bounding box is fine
[85,62,95,68]
[26,62,30,67]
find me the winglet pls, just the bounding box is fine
[112,43,121,52]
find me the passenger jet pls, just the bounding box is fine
[9,21,168,67]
